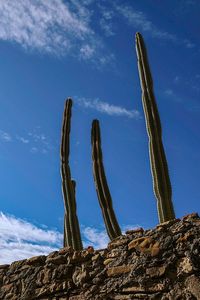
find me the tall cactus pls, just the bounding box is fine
[91,119,121,240]
[60,98,83,250]
[135,32,175,223]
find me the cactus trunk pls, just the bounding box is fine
[60,99,83,250]
[135,32,175,223]
[91,119,121,240]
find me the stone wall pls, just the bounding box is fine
[0,213,200,300]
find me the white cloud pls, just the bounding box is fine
[115,4,195,48]
[0,130,12,142]
[184,39,195,48]
[16,135,29,144]
[0,212,62,264]
[98,5,115,37]
[76,97,140,119]
[163,89,182,102]
[80,44,95,60]
[0,212,141,264]
[28,129,54,153]
[164,89,174,96]
[174,76,180,84]
[82,227,109,249]
[99,18,115,37]
[30,147,38,154]
[0,127,54,154]
[0,0,111,64]
[82,224,141,249]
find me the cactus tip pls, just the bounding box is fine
[92,119,99,126]
[135,32,141,40]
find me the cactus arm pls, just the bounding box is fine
[60,99,83,250]
[91,119,121,240]
[135,32,175,222]
[92,122,116,240]
[95,121,122,237]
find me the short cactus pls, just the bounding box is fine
[60,99,83,250]
[91,119,121,240]
[135,32,175,223]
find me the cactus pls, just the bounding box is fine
[135,32,175,223]
[91,119,121,240]
[60,98,83,250]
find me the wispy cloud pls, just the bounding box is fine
[0,211,141,264]
[98,5,115,37]
[76,97,140,119]
[30,147,38,154]
[0,127,54,154]
[28,128,54,154]
[0,0,112,65]
[174,76,180,84]
[115,4,195,48]
[0,212,62,264]
[164,89,174,96]
[16,135,29,144]
[163,88,182,102]
[0,130,12,142]
[82,227,109,249]
[82,223,141,249]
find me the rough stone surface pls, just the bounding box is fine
[0,213,200,299]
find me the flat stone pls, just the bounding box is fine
[128,237,152,250]
[122,282,165,293]
[0,265,9,270]
[151,242,160,257]
[91,254,100,261]
[177,257,193,275]
[156,219,180,229]
[182,212,199,220]
[108,237,128,250]
[58,247,73,255]
[185,275,200,298]
[46,255,67,265]
[106,249,122,258]
[107,265,132,277]
[103,258,114,265]
[177,232,194,243]
[26,255,46,265]
[146,266,166,278]
[126,227,144,234]
[128,237,160,256]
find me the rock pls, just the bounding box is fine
[0,213,200,299]
[107,265,132,277]
[185,275,200,298]
[103,258,114,265]
[125,227,144,234]
[177,257,193,275]
[46,255,67,265]
[146,265,166,278]
[128,237,160,256]
[108,237,128,250]
[0,265,9,270]
[26,255,46,266]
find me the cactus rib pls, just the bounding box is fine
[60,98,83,250]
[135,32,175,222]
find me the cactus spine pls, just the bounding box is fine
[61,99,83,250]
[91,119,121,240]
[135,32,175,223]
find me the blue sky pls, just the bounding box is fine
[0,0,199,263]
